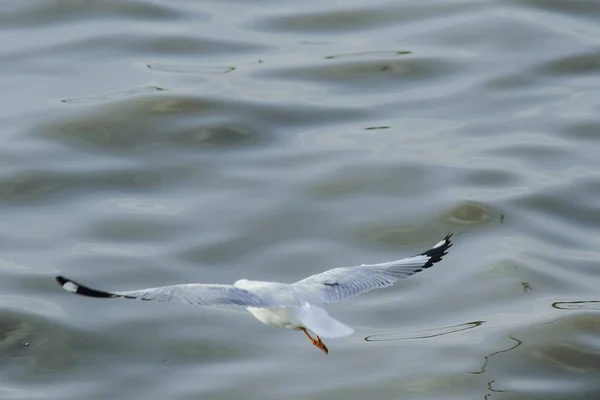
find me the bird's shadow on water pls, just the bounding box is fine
[363,320,484,342]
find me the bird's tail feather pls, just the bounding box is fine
[296,303,354,338]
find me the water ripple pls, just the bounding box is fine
[365,321,485,342]
[2,0,600,399]
[72,243,156,257]
[102,198,183,215]
[60,86,166,104]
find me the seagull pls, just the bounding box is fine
[56,233,452,354]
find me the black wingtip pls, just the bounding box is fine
[55,275,68,286]
[55,275,116,298]
[419,233,453,269]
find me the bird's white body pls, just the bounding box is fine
[234,279,303,330]
[246,307,302,330]
[234,278,354,337]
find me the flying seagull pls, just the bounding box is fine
[56,233,452,354]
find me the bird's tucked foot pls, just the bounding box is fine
[301,328,329,355]
[315,335,329,354]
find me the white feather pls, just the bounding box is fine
[294,302,354,338]
[63,281,79,293]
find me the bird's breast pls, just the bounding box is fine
[246,307,301,330]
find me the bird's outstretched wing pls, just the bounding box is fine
[292,233,453,304]
[55,276,296,308]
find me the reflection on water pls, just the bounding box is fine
[0,260,57,275]
[365,320,484,342]
[485,380,510,400]
[101,198,183,215]
[472,335,523,375]
[0,297,66,319]
[443,202,501,226]
[60,86,166,104]
[553,300,600,311]
[0,385,46,400]
[325,50,412,60]
[72,243,156,257]
[147,63,236,75]
[0,316,34,350]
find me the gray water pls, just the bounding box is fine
[2,0,600,399]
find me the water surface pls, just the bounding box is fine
[1,0,600,399]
